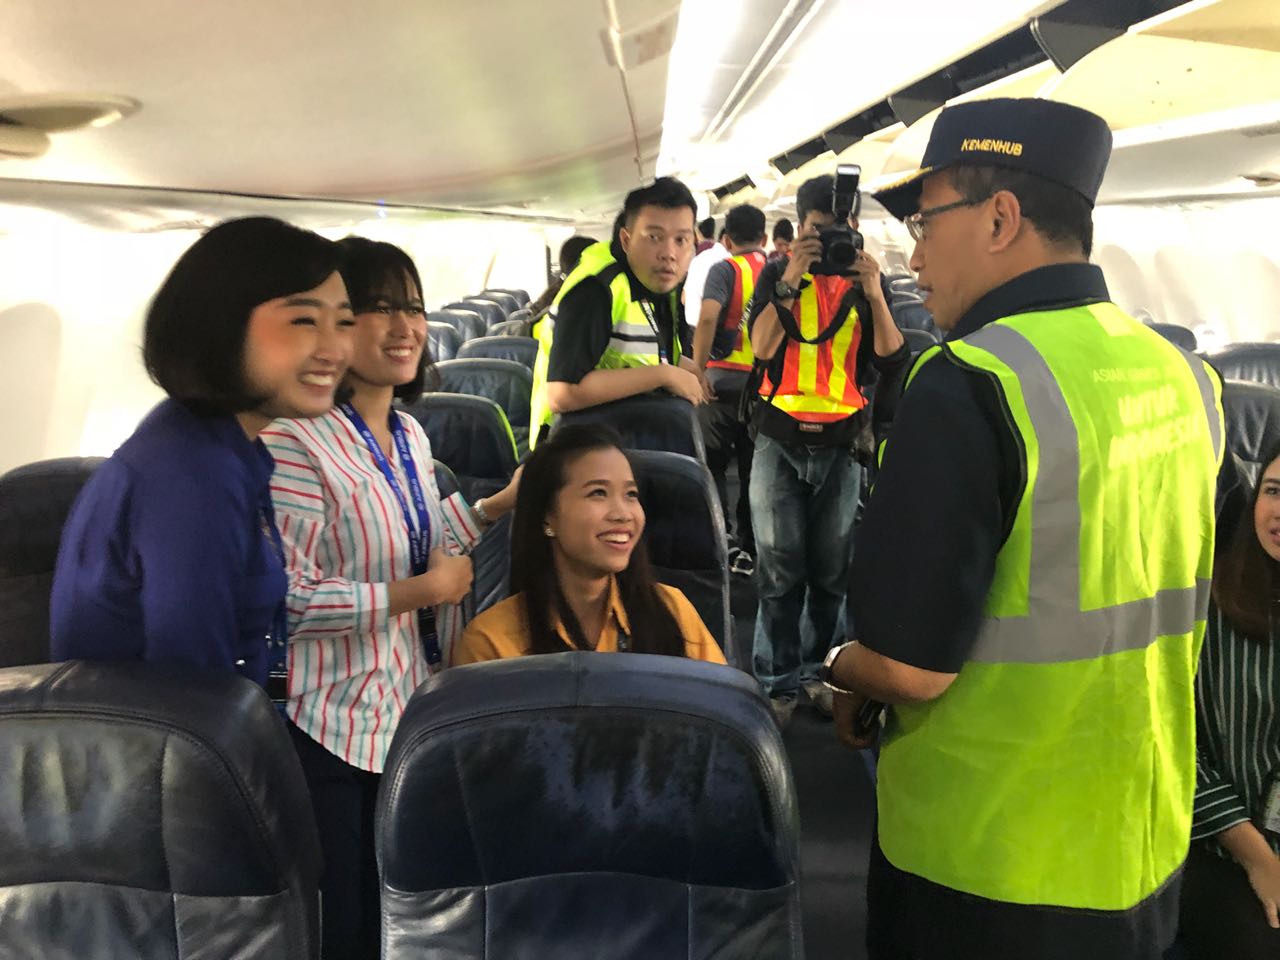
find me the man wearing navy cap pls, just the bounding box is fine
[822,98,1225,958]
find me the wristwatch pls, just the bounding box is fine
[774,278,801,301]
[471,498,492,526]
[819,641,857,692]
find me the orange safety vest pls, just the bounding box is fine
[759,274,867,422]
[708,250,767,373]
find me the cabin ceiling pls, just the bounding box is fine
[1,0,1277,225]
[0,0,681,221]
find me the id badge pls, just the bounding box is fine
[1263,776,1280,835]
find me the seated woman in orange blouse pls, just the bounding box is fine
[455,424,726,665]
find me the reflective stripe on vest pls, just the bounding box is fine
[760,273,866,422]
[708,250,766,373]
[878,302,1224,911]
[529,241,681,447]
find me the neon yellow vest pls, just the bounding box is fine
[529,241,681,447]
[878,302,1224,909]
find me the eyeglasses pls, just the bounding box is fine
[359,303,426,319]
[904,196,990,242]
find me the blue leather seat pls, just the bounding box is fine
[434,358,533,454]
[1222,379,1280,488]
[428,322,463,362]
[377,652,802,959]
[892,301,936,333]
[902,327,939,357]
[431,309,486,343]
[450,298,505,328]
[887,277,918,295]
[400,395,518,502]
[1212,343,1280,390]
[486,287,530,307]
[0,457,103,668]
[476,290,519,315]
[0,660,322,959]
[488,318,529,337]
[1149,322,1197,352]
[431,460,511,630]
[457,335,538,370]
[552,393,707,463]
[505,308,533,326]
[628,450,733,662]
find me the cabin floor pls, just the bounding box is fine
[728,559,875,960]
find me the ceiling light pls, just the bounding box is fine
[0,93,140,133]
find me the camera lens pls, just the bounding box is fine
[828,236,856,269]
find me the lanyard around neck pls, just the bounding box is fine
[339,403,442,665]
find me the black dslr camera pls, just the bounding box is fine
[811,163,864,276]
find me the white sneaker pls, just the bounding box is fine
[802,680,834,718]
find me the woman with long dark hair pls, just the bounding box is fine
[1180,443,1280,958]
[455,424,725,663]
[262,237,519,958]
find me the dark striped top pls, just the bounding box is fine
[1191,601,1280,856]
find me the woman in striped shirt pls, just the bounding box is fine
[264,237,519,959]
[1181,444,1280,958]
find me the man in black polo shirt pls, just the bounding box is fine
[824,97,1223,960]
[821,98,1226,959]
[529,178,710,445]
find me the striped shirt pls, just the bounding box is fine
[263,408,483,773]
[1191,601,1280,857]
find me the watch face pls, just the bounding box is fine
[775,280,796,298]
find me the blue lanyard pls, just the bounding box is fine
[339,403,442,666]
[260,500,290,710]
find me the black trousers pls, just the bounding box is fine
[288,722,382,960]
[867,838,1179,960]
[699,373,755,553]
[1178,840,1280,960]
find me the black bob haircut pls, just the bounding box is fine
[724,204,766,246]
[772,218,794,242]
[143,216,342,415]
[336,236,437,401]
[948,165,1095,258]
[621,177,698,231]
[698,216,716,239]
[795,174,861,227]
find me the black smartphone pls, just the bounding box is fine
[854,697,885,739]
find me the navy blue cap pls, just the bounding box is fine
[873,98,1113,220]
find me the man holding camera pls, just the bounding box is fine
[824,98,1224,959]
[746,171,907,727]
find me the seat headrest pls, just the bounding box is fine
[434,359,533,428]
[399,396,517,499]
[0,457,104,577]
[456,336,538,369]
[553,393,707,462]
[1213,343,1280,390]
[379,652,797,893]
[1148,322,1197,352]
[428,324,462,362]
[0,661,321,894]
[628,451,724,570]
[1223,379,1280,486]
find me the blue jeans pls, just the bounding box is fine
[749,434,861,699]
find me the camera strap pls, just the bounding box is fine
[776,276,869,346]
